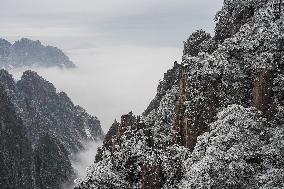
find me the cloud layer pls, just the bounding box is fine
[10,46,182,131]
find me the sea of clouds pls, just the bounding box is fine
[10,46,182,132]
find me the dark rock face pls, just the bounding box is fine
[75,1,284,189]
[0,69,104,189]
[0,86,35,189]
[0,38,75,69]
[173,66,190,148]
[252,69,274,117]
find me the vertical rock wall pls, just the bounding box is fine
[252,69,274,117]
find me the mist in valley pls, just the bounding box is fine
[10,46,182,131]
[72,140,102,180]
[62,140,102,189]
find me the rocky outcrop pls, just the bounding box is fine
[109,112,137,151]
[252,69,274,117]
[173,65,190,148]
[0,38,75,69]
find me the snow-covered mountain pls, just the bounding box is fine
[0,38,75,69]
[75,1,284,188]
[0,69,104,189]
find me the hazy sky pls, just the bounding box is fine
[2,0,224,132]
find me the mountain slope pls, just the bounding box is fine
[34,134,75,189]
[0,85,35,189]
[0,69,103,152]
[0,69,104,189]
[75,1,284,188]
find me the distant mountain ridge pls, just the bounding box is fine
[0,38,75,69]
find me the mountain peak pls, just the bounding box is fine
[15,38,41,46]
[18,70,56,96]
[22,70,42,80]
[0,69,12,79]
[0,38,11,46]
[0,69,16,89]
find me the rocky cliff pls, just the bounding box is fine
[75,1,284,188]
[0,69,104,189]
